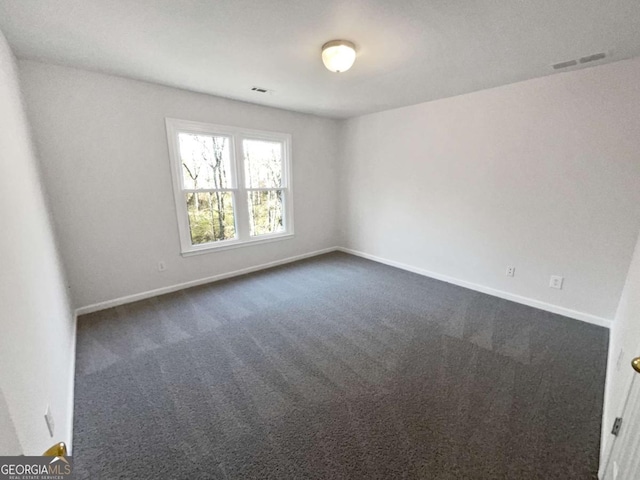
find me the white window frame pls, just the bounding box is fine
[165,118,294,256]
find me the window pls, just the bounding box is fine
[165,119,293,255]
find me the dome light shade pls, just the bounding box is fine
[321,40,356,73]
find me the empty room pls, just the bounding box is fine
[1,1,640,478]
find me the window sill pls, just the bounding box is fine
[180,233,294,257]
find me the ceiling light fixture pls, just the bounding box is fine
[321,40,356,73]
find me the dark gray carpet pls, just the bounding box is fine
[73,252,608,479]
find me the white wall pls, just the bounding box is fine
[18,60,341,310]
[601,231,640,469]
[339,57,640,322]
[0,389,21,456]
[0,30,75,455]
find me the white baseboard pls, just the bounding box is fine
[598,348,617,480]
[337,247,612,329]
[598,440,612,479]
[75,247,340,316]
[66,312,77,455]
[75,245,612,329]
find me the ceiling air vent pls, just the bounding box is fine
[552,52,607,70]
[552,59,578,70]
[579,52,606,64]
[251,86,274,94]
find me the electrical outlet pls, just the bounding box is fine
[44,405,55,437]
[506,266,515,277]
[158,261,166,272]
[549,275,564,289]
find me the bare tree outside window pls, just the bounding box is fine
[244,139,285,236]
[179,133,236,244]
[167,119,292,253]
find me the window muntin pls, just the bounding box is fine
[166,119,293,254]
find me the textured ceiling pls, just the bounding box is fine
[1,0,639,118]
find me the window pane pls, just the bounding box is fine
[248,190,284,236]
[179,133,233,189]
[186,192,236,244]
[243,139,282,188]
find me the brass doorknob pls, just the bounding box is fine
[43,442,67,457]
[632,357,640,374]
